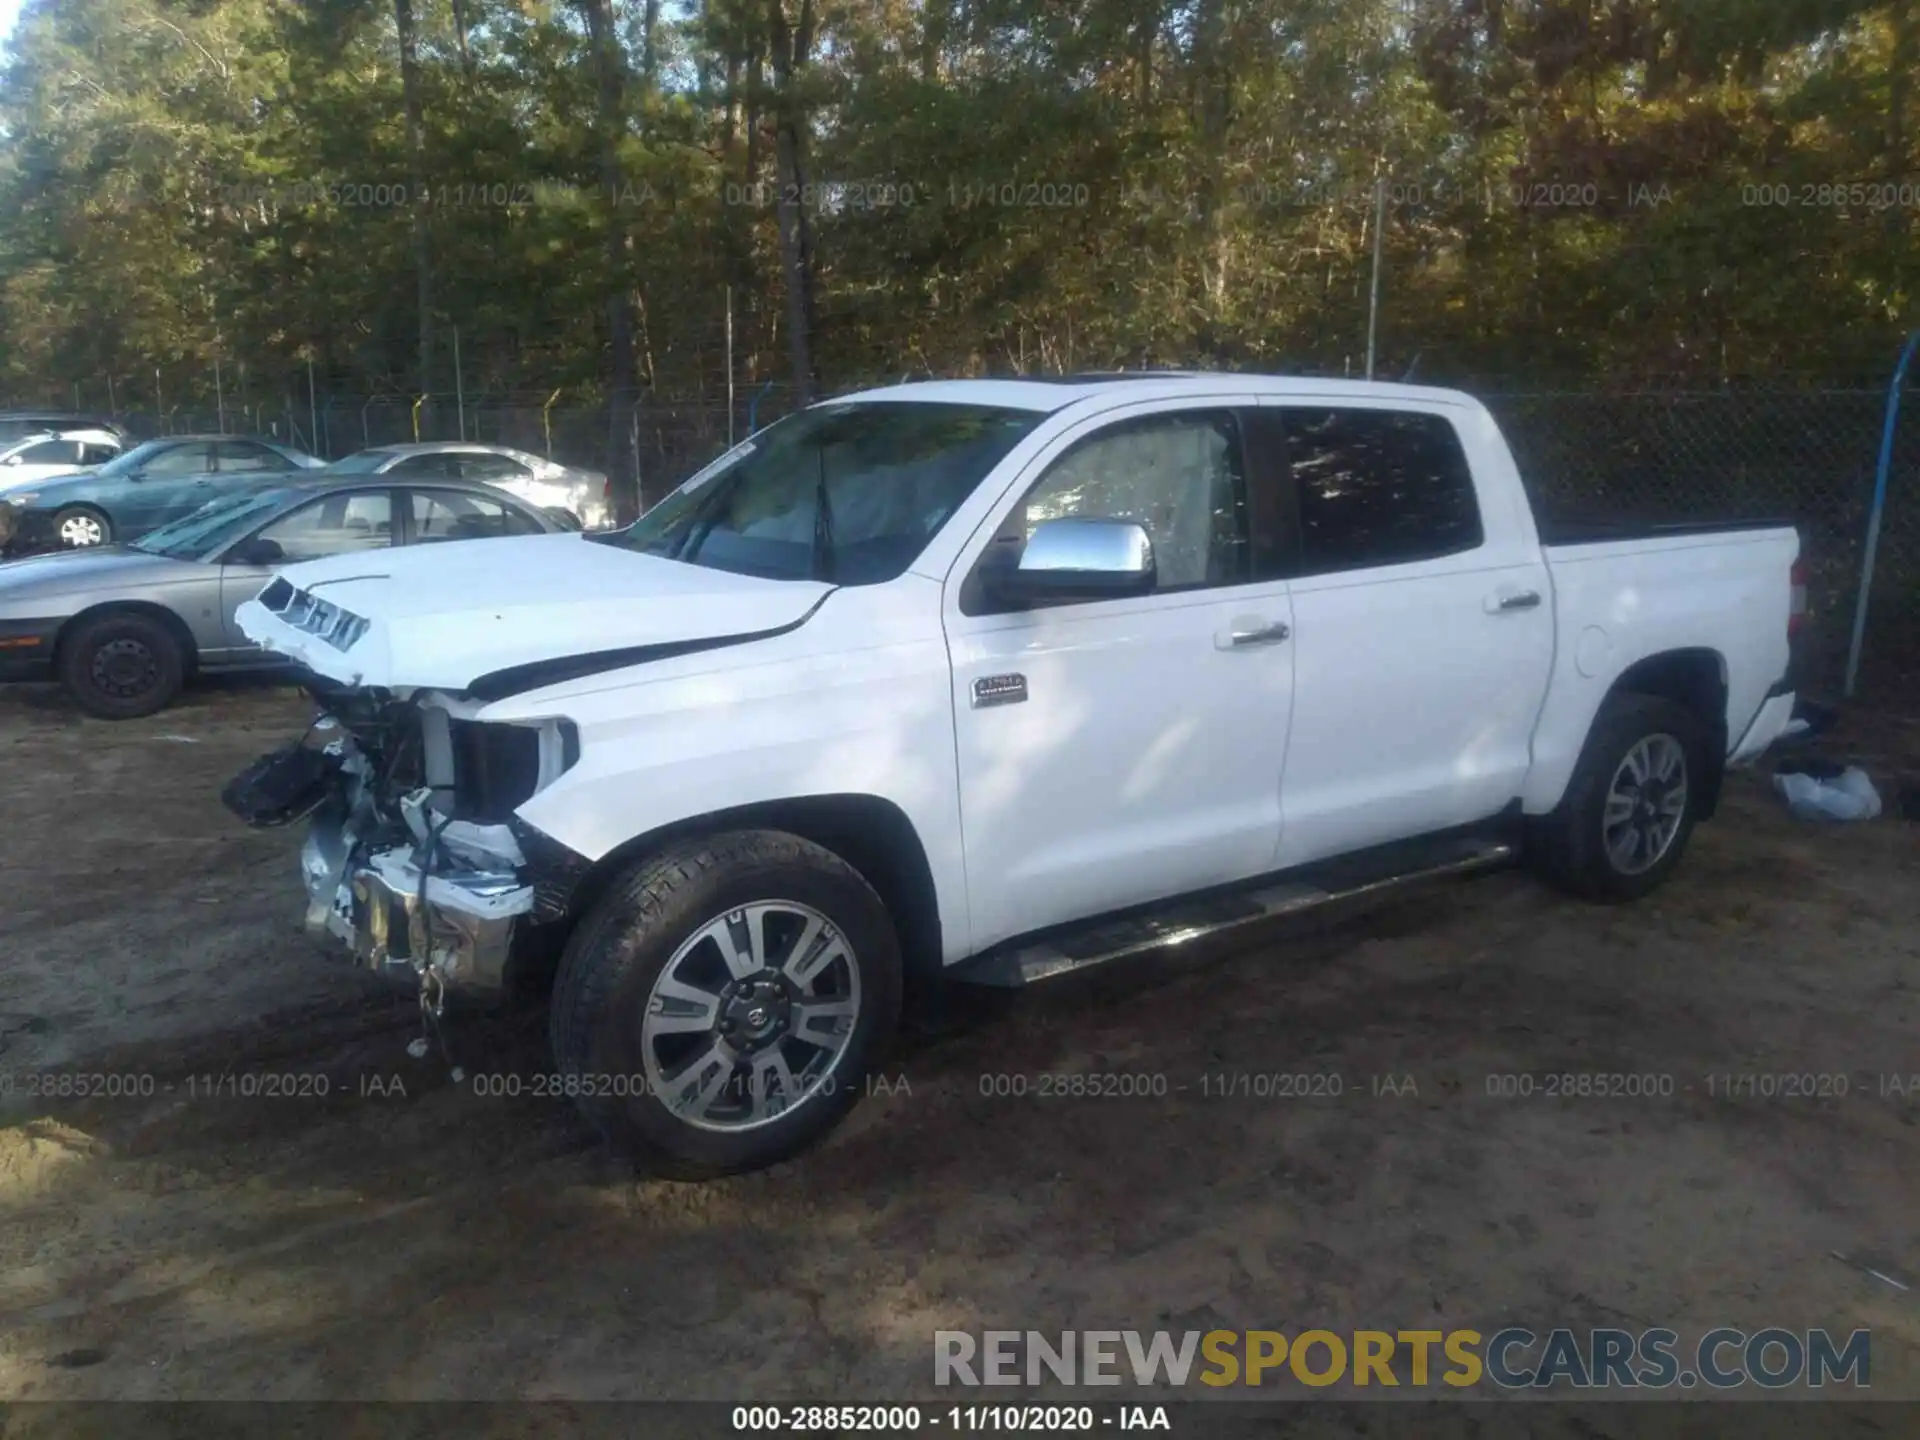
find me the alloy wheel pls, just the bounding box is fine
[1603,733,1689,876]
[59,513,105,546]
[640,901,861,1133]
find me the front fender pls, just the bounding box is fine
[490,581,973,962]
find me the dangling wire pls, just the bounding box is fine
[413,808,464,1081]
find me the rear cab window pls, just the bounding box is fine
[1262,407,1484,575]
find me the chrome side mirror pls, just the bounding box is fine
[985,517,1156,605]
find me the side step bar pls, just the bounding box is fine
[953,835,1517,988]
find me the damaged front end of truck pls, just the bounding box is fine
[218,570,603,1015]
[218,540,835,1022]
[222,675,583,1011]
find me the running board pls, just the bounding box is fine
[953,836,1517,988]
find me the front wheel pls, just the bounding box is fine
[1532,692,1707,902]
[549,830,903,1178]
[58,610,187,719]
[53,505,112,548]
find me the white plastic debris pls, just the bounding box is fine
[1774,767,1883,822]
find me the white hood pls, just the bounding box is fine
[235,532,833,693]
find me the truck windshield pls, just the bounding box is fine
[606,401,1040,584]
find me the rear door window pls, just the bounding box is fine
[1278,408,1483,574]
[455,453,533,482]
[389,454,460,479]
[216,441,296,473]
[407,488,545,543]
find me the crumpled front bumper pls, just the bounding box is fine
[301,811,535,1000]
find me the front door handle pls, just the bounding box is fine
[1218,620,1291,649]
[1487,589,1542,613]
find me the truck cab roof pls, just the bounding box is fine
[830,372,1482,414]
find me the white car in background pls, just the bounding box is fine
[0,429,125,494]
[320,442,613,530]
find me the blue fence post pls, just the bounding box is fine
[1844,330,1920,698]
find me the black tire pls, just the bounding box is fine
[550,829,903,1178]
[52,505,112,548]
[1532,692,1708,902]
[58,610,187,719]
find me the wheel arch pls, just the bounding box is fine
[56,600,201,677]
[553,793,945,990]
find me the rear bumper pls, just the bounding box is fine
[1729,682,1796,766]
[0,617,61,681]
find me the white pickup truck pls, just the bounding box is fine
[226,374,1804,1176]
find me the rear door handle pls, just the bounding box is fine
[1487,589,1542,613]
[1218,619,1290,649]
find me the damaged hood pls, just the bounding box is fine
[235,532,833,695]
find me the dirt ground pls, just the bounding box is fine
[0,674,1917,1422]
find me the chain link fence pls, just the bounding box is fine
[1485,390,1919,705]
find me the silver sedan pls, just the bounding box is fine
[321,443,613,529]
[0,471,573,718]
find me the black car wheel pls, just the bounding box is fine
[58,611,187,719]
[53,505,112,548]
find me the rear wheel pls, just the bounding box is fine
[58,611,186,719]
[550,830,902,1178]
[1533,692,1707,901]
[53,505,111,548]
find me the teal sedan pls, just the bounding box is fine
[0,434,323,552]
